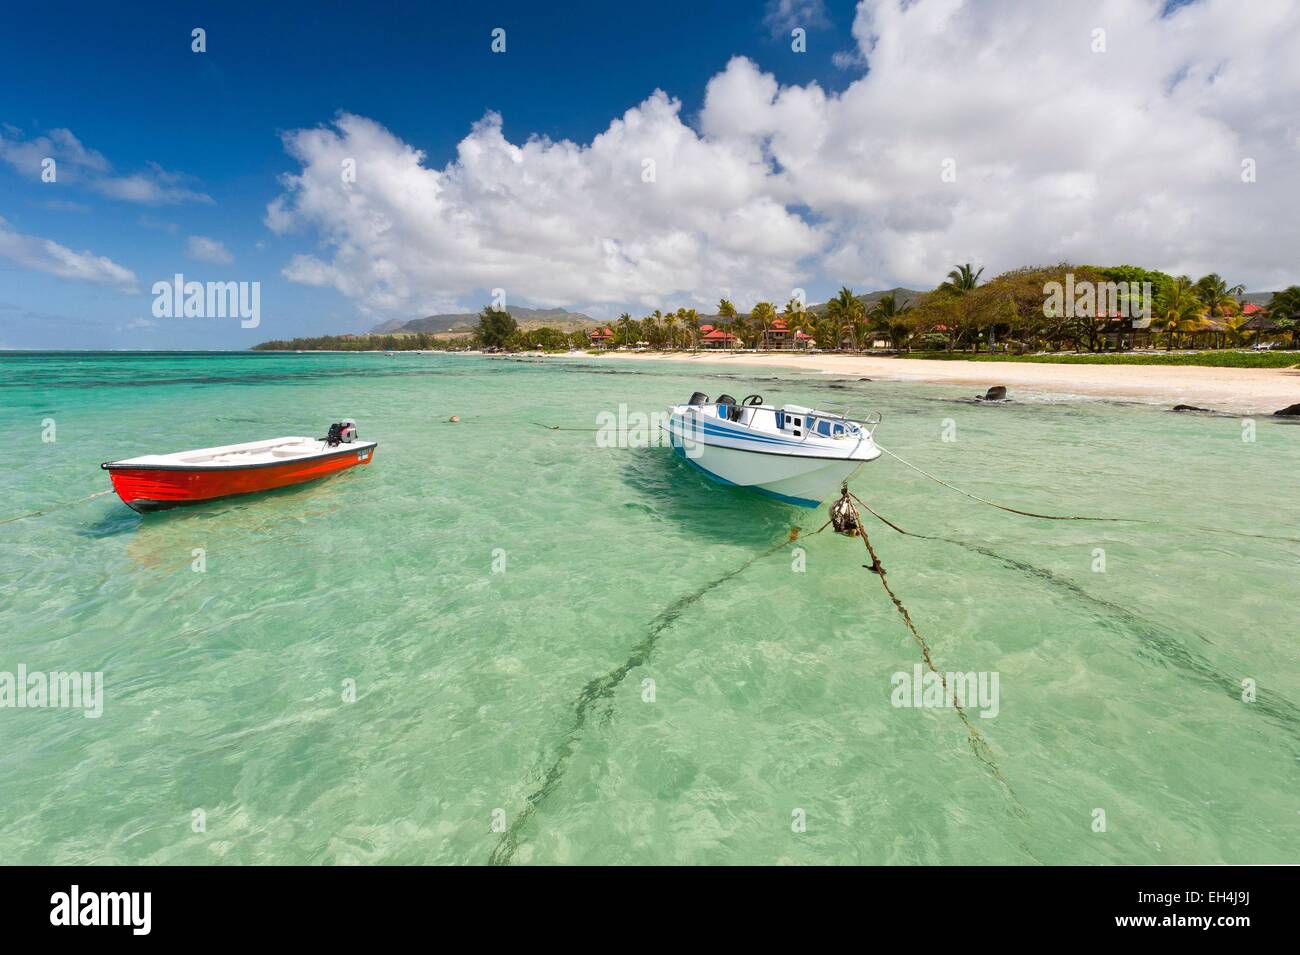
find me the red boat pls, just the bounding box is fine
[102,421,377,513]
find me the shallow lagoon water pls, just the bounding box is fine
[1,351,1297,864]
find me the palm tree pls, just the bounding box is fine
[869,293,911,348]
[616,312,635,347]
[1154,277,1207,351]
[1221,314,1251,348]
[1195,274,1245,319]
[717,299,738,349]
[663,310,678,350]
[943,263,984,295]
[1194,274,1245,348]
[1266,286,1300,348]
[825,286,865,350]
[750,301,777,349]
[783,297,810,349]
[682,307,700,350]
[887,321,913,351]
[642,312,659,348]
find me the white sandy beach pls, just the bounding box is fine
[591,351,1300,415]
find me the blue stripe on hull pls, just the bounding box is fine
[671,443,822,508]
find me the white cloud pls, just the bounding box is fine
[270,0,1300,318]
[41,199,92,214]
[0,216,137,291]
[186,235,234,265]
[763,0,829,37]
[0,127,108,179]
[93,163,212,205]
[831,49,865,70]
[270,104,822,316]
[0,128,211,204]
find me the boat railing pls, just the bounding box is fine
[692,402,882,438]
[820,408,882,438]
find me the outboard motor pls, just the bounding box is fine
[324,420,358,446]
[688,391,710,406]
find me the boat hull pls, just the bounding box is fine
[667,428,866,507]
[104,444,376,512]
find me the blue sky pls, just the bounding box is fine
[0,0,858,348]
[2,0,1297,348]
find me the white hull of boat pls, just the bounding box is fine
[662,404,881,507]
[669,434,867,506]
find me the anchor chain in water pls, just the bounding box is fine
[827,484,1026,817]
[489,525,805,865]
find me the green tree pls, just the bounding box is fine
[869,293,911,347]
[615,312,636,347]
[682,308,700,349]
[1154,277,1207,351]
[1195,273,1245,320]
[1266,286,1300,348]
[663,310,679,349]
[642,311,660,348]
[475,307,518,348]
[717,299,738,348]
[942,263,984,295]
[750,300,777,348]
[783,297,810,347]
[825,286,865,350]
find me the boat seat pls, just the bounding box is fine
[716,394,742,422]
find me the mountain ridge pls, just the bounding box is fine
[369,306,596,335]
[368,288,932,336]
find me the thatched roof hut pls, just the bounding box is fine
[1242,313,1280,332]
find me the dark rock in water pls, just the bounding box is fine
[1172,404,1213,413]
[858,377,872,381]
[1273,403,1300,417]
[976,386,1008,401]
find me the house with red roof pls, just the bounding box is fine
[589,326,614,348]
[762,318,793,349]
[700,325,738,349]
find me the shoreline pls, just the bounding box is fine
[588,351,1300,415]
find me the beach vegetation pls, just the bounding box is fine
[254,264,1299,363]
[476,307,519,348]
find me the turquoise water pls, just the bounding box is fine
[1,351,1297,865]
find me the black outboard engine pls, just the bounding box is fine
[688,391,710,406]
[324,420,358,446]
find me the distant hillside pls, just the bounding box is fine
[369,306,597,335]
[1238,291,1277,306]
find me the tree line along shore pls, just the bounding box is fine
[252,262,1300,367]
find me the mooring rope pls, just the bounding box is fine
[529,422,607,432]
[827,486,1026,816]
[854,495,1300,744]
[875,443,1300,543]
[875,443,1148,523]
[489,525,804,865]
[534,423,1297,543]
[0,489,114,527]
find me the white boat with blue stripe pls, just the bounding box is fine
[662,391,882,507]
